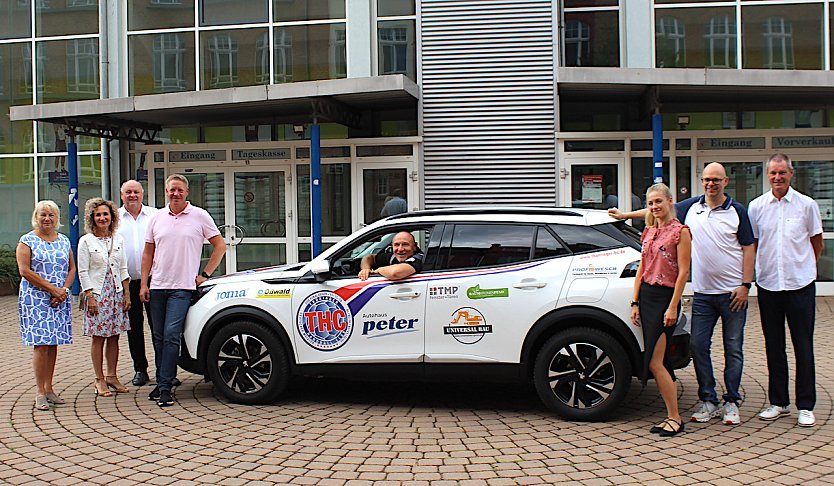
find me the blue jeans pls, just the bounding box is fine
[689,292,746,404]
[149,289,192,392]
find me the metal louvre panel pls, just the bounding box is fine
[421,0,556,208]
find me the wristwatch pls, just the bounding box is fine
[200,271,210,279]
[741,282,752,289]
[630,300,639,307]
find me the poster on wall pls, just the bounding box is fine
[581,175,603,203]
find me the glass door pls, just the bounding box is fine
[358,163,414,227]
[564,158,626,210]
[179,170,233,275]
[232,168,291,271]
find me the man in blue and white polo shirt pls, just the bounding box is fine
[610,162,755,425]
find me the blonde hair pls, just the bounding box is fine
[644,183,676,228]
[165,173,189,190]
[31,200,62,230]
[83,198,120,235]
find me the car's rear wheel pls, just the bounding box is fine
[205,320,289,404]
[533,327,631,421]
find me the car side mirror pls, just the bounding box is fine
[310,259,332,281]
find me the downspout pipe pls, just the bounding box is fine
[99,0,110,199]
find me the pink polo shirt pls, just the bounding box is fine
[145,203,221,290]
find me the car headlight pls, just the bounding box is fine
[620,261,640,278]
[191,284,215,305]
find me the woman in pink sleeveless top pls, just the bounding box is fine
[631,183,691,437]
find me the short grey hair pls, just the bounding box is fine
[767,153,794,172]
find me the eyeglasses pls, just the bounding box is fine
[701,177,724,184]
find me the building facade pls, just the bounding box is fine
[2,0,833,293]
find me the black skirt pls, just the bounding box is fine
[638,282,680,385]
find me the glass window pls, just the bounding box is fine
[550,224,622,254]
[793,160,833,232]
[37,125,98,152]
[0,43,33,155]
[297,164,352,238]
[722,161,763,207]
[362,168,408,224]
[704,14,737,68]
[331,225,432,277]
[444,224,535,270]
[675,156,692,203]
[631,156,670,230]
[200,28,268,89]
[200,0,267,26]
[742,4,823,70]
[656,15,686,67]
[37,154,101,230]
[0,157,35,246]
[275,0,345,21]
[565,0,617,6]
[817,241,833,283]
[653,6,736,68]
[36,0,98,36]
[563,11,619,67]
[0,0,31,39]
[378,20,415,80]
[129,0,195,31]
[378,0,413,16]
[235,172,286,238]
[66,39,98,95]
[38,39,100,103]
[236,243,286,270]
[273,24,346,82]
[129,32,197,95]
[534,226,569,259]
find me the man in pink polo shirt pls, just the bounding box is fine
[140,174,226,407]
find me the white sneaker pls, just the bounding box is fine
[690,401,721,423]
[797,410,815,427]
[758,405,791,421]
[723,402,741,425]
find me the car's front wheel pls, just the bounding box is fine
[205,320,289,405]
[533,327,631,421]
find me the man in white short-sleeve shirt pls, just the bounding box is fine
[118,180,158,387]
[749,153,824,427]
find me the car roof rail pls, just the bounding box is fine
[385,207,585,220]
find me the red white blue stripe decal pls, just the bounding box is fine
[334,261,547,315]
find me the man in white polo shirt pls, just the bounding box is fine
[610,162,755,425]
[749,154,823,427]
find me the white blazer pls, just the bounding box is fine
[78,232,130,295]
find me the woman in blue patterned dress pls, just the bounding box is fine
[78,198,131,397]
[16,200,75,411]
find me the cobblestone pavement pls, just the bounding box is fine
[0,294,832,485]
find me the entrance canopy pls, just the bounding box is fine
[557,67,834,115]
[10,75,419,141]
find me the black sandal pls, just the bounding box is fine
[659,418,685,437]
[650,419,673,434]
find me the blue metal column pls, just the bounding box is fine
[67,132,80,295]
[652,111,664,184]
[310,123,322,257]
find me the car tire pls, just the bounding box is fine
[533,327,631,421]
[205,320,289,405]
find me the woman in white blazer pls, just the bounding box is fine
[78,198,131,397]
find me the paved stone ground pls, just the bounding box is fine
[0,294,832,485]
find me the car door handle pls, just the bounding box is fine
[389,291,421,299]
[513,281,547,289]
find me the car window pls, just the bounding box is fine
[331,226,433,277]
[443,224,535,270]
[534,226,570,259]
[594,221,642,251]
[550,224,624,254]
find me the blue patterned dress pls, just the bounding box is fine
[18,232,73,346]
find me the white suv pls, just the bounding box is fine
[181,208,690,421]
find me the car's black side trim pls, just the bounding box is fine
[293,363,521,383]
[195,305,295,373]
[520,306,642,377]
